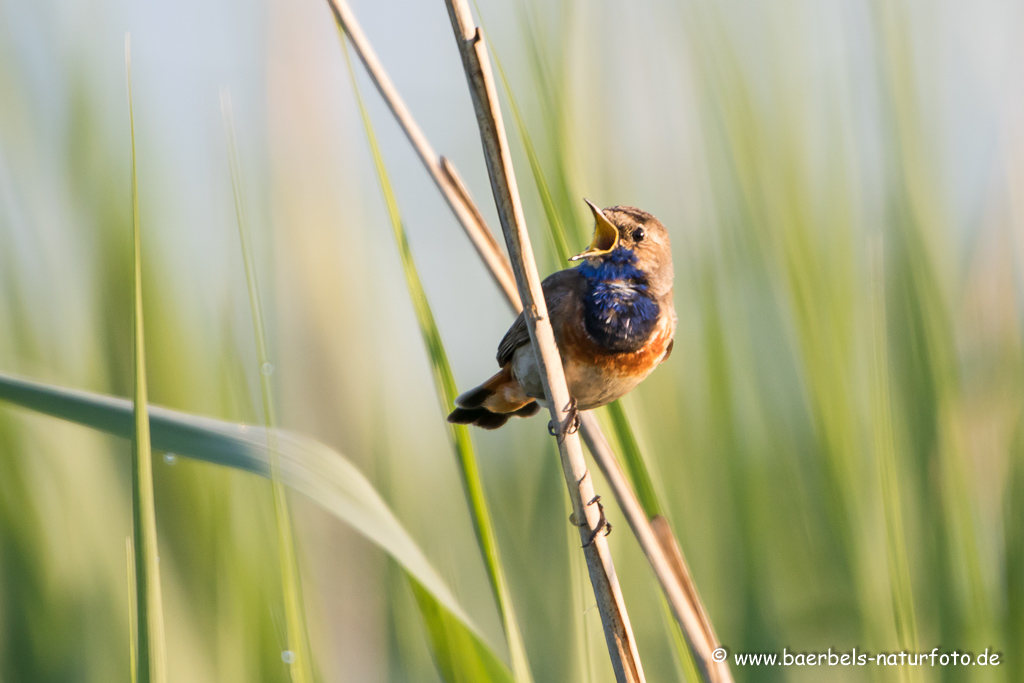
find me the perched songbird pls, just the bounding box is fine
[448,200,675,430]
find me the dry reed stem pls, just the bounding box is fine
[325,0,521,310]
[328,0,731,680]
[650,517,722,658]
[443,1,644,680]
[582,415,730,682]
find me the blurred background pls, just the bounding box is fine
[1,0,1023,681]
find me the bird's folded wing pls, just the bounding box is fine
[495,269,583,367]
[496,313,528,366]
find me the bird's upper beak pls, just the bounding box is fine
[570,199,619,261]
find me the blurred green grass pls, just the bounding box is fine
[127,43,169,683]
[0,0,1021,681]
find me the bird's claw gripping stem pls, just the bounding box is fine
[577,495,612,548]
[547,397,580,441]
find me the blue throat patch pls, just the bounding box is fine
[577,247,660,352]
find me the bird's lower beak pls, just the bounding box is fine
[570,199,619,261]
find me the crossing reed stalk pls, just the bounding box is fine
[327,0,731,679]
[442,1,645,679]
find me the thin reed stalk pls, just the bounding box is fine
[340,41,534,683]
[489,52,572,268]
[486,34,715,678]
[443,1,644,680]
[579,415,725,682]
[221,92,314,683]
[326,1,730,679]
[324,0,520,310]
[125,36,168,683]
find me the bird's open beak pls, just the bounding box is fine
[569,199,619,261]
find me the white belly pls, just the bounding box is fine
[510,344,650,411]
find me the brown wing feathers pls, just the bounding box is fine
[447,270,582,429]
[496,312,529,366]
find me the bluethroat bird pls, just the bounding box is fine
[448,200,675,430]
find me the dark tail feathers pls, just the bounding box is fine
[454,383,494,410]
[447,402,540,430]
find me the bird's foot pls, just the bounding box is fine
[580,495,612,548]
[547,397,580,442]
[566,397,581,434]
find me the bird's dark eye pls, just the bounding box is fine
[631,227,646,242]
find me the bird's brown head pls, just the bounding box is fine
[570,200,674,298]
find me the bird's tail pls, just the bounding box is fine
[447,403,540,430]
[447,366,539,430]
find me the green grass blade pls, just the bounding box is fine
[661,598,700,683]
[514,4,582,248]
[221,90,314,683]
[1006,418,1024,675]
[0,371,512,681]
[409,580,516,683]
[491,53,571,269]
[602,401,664,518]
[126,537,137,683]
[868,239,919,680]
[125,36,167,683]
[340,38,532,683]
